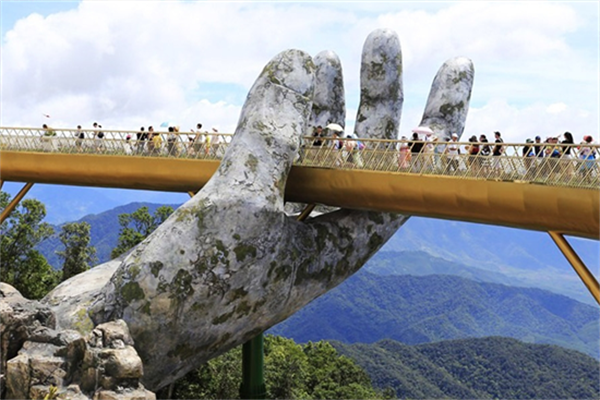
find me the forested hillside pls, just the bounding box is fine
[332,337,600,399]
[270,271,599,358]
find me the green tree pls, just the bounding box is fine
[0,191,59,299]
[111,205,174,258]
[168,335,386,399]
[57,222,97,281]
[303,340,381,400]
[168,346,241,400]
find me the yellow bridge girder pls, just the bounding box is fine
[1,150,598,240]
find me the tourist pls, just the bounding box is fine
[422,131,435,172]
[479,134,491,156]
[491,131,504,173]
[545,136,562,177]
[397,136,411,169]
[478,134,491,175]
[445,133,460,172]
[136,127,146,154]
[578,135,596,180]
[409,132,424,172]
[312,125,324,147]
[167,127,178,156]
[189,123,204,157]
[152,126,162,155]
[75,125,84,151]
[561,131,575,176]
[94,123,104,151]
[147,126,156,154]
[522,138,535,177]
[466,135,480,174]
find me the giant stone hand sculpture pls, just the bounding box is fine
[37,28,474,392]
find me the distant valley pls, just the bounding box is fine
[269,271,599,359]
[331,337,599,399]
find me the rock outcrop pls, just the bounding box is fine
[1,283,154,400]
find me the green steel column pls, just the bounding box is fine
[240,335,266,399]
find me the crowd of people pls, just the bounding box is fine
[38,122,598,179]
[399,130,598,179]
[308,124,598,179]
[41,122,227,157]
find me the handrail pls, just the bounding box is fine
[1,127,598,190]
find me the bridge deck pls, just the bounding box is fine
[1,128,598,239]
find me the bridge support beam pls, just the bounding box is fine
[239,203,316,399]
[548,231,600,305]
[0,182,34,224]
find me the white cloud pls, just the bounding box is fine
[546,102,567,114]
[465,98,594,143]
[1,1,597,139]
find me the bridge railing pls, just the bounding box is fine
[1,127,598,189]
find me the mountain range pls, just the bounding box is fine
[269,271,599,359]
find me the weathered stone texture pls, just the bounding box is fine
[355,28,403,140]
[1,286,154,400]
[419,56,474,140]
[0,28,474,396]
[310,50,346,132]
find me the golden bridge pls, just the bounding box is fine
[0,127,598,303]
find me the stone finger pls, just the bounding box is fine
[418,57,475,140]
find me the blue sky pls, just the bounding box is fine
[1,1,598,142]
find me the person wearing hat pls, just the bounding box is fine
[445,133,460,172]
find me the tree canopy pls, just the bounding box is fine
[111,205,174,258]
[0,191,58,299]
[57,221,97,281]
[167,335,390,399]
